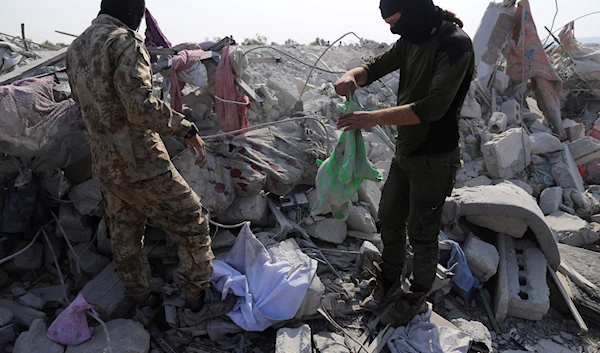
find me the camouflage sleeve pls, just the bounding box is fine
[112,34,192,137]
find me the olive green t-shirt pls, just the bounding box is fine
[362,21,475,156]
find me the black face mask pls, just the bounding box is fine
[381,0,443,45]
[99,0,146,30]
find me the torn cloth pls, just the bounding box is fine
[144,8,172,48]
[506,0,564,139]
[169,49,208,112]
[387,305,471,353]
[215,44,249,132]
[212,224,317,331]
[438,239,477,297]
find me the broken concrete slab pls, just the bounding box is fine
[551,144,585,193]
[313,332,350,353]
[488,112,508,134]
[506,238,550,321]
[68,179,102,217]
[465,175,492,188]
[494,234,509,323]
[539,186,563,215]
[218,194,271,227]
[56,203,93,243]
[80,262,135,321]
[481,128,531,179]
[267,72,300,112]
[18,293,45,311]
[529,132,563,155]
[69,243,111,278]
[452,319,493,352]
[14,319,63,353]
[566,137,600,165]
[442,182,560,269]
[0,307,13,327]
[65,319,149,353]
[0,299,45,327]
[303,218,347,245]
[463,235,499,283]
[346,204,377,234]
[0,325,15,346]
[295,274,325,320]
[5,241,43,272]
[358,180,382,222]
[545,211,599,247]
[276,325,312,353]
[466,215,528,238]
[535,339,575,353]
[507,179,533,195]
[565,123,585,142]
[30,284,71,303]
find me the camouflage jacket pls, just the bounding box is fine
[66,15,192,185]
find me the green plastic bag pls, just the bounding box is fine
[311,96,383,221]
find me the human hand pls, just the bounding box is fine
[334,73,358,99]
[337,111,380,131]
[185,135,207,167]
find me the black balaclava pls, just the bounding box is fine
[379,0,443,44]
[99,0,146,30]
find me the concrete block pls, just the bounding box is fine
[0,307,13,327]
[529,119,553,134]
[529,133,563,155]
[56,203,93,243]
[30,284,71,303]
[494,71,511,94]
[276,325,312,353]
[81,262,135,321]
[65,319,150,353]
[218,194,271,227]
[551,144,585,193]
[68,179,102,217]
[346,204,377,233]
[566,137,600,165]
[4,241,43,272]
[507,180,533,195]
[267,72,300,112]
[14,319,63,353]
[358,180,382,222]
[452,319,492,352]
[488,112,508,133]
[535,339,575,353]
[295,274,325,319]
[463,235,499,283]
[464,176,492,188]
[69,243,111,278]
[313,332,350,353]
[303,219,347,245]
[466,215,527,238]
[482,128,531,180]
[506,238,549,321]
[18,293,45,311]
[460,94,482,119]
[442,182,560,269]
[539,187,563,215]
[0,299,45,327]
[0,325,15,346]
[501,100,522,125]
[565,123,585,142]
[545,211,599,247]
[494,234,509,323]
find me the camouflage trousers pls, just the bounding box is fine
[378,148,460,293]
[100,168,214,298]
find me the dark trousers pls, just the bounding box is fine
[379,148,460,293]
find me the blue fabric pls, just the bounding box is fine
[439,240,478,297]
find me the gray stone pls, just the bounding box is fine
[464,176,493,188]
[81,262,135,321]
[529,119,553,134]
[535,339,574,353]
[566,137,600,165]
[506,238,550,321]
[303,219,347,245]
[494,234,509,323]
[0,308,13,327]
[463,235,499,283]
[276,325,312,353]
[442,182,559,270]
[6,241,43,272]
[0,299,45,327]
[507,180,533,195]
[529,133,563,155]
[539,187,563,215]
[565,123,585,142]
[65,319,150,353]
[446,308,469,321]
[69,243,110,278]
[481,128,531,180]
[68,180,102,217]
[14,319,63,353]
[56,204,93,243]
[266,72,300,112]
[295,274,324,319]
[218,195,271,227]
[488,112,508,133]
[313,332,350,353]
[591,214,600,223]
[211,230,237,249]
[452,319,492,352]
[358,180,382,222]
[559,332,574,341]
[30,285,71,303]
[17,293,45,311]
[551,144,585,193]
[0,325,15,346]
[466,215,528,238]
[545,211,599,247]
[346,204,377,233]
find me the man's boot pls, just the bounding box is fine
[182,286,237,326]
[133,292,163,327]
[379,291,429,327]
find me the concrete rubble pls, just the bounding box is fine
[0,2,599,352]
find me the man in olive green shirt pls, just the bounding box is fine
[335,0,474,324]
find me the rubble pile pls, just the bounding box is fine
[0,1,599,353]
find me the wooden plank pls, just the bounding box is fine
[559,263,600,298]
[235,76,264,104]
[548,264,589,333]
[0,47,68,85]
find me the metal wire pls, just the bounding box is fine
[242,46,346,74]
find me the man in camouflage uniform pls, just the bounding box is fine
[66,0,213,312]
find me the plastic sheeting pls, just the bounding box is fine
[559,22,600,82]
[0,77,89,172]
[47,293,98,345]
[173,120,327,215]
[0,42,23,74]
[212,224,317,332]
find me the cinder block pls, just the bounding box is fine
[494,234,509,323]
[276,325,312,353]
[481,128,531,180]
[463,235,499,283]
[506,238,549,321]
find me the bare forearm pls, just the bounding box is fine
[348,67,368,87]
[375,105,421,126]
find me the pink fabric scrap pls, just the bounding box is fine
[169,49,206,113]
[214,44,250,133]
[47,293,98,346]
